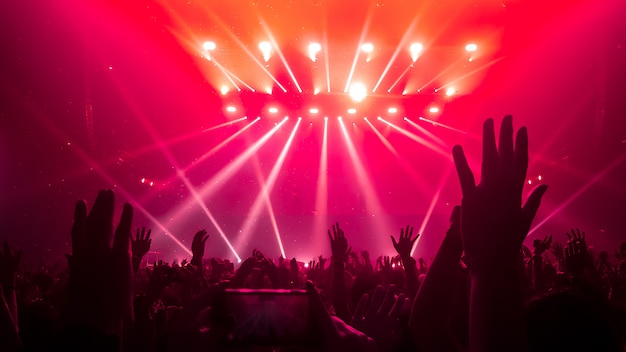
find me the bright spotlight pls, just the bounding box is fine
[361,43,374,53]
[202,41,216,51]
[428,106,440,113]
[388,107,398,114]
[220,85,229,95]
[465,43,478,52]
[226,106,237,112]
[410,42,423,62]
[268,107,278,114]
[314,88,320,95]
[347,108,357,114]
[308,42,322,62]
[265,86,273,95]
[445,87,456,96]
[309,108,319,114]
[259,41,272,62]
[349,83,367,102]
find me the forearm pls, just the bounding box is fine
[400,256,419,298]
[531,255,545,292]
[331,258,350,322]
[469,262,528,352]
[410,235,463,350]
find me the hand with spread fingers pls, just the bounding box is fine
[452,116,548,352]
[452,116,547,268]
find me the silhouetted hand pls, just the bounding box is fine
[328,222,350,262]
[350,285,409,352]
[0,241,21,288]
[391,225,419,259]
[306,281,377,352]
[67,189,133,333]
[131,227,152,260]
[452,116,547,267]
[565,229,589,277]
[191,230,208,258]
[551,241,564,260]
[533,235,552,256]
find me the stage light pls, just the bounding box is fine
[226,106,237,113]
[410,42,423,62]
[265,86,273,94]
[361,43,374,53]
[445,87,456,96]
[202,41,216,51]
[220,85,229,95]
[141,178,146,183]
[538,175,543,181]
[268,107,278,114]
[259,41,272,62]
[314,88,320,95]
[429,106,440,113]
[308,42,322,62]
[347,108,357,114]
[349,83,367,102]
[388,107,398,114]
[465,43,477,52]
[309,108,319,114]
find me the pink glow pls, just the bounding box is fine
[235,118,302,258]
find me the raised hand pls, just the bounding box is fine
[391,225,419,259]
[306,281,377,352]
[350,285,409,352]
[190,230,208,268]
[533,235,552,256]
[0,241,21,289]
[132,227,152,259]
[565,229,589,278]
[67,189,133,334]
[452,116,547,266]
[328,222,350,262]
[131,227,152,272]
[452,116,547,352]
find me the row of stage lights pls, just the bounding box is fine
[204,39,475,100]
[223,105,442,115]
[203,40,479,64]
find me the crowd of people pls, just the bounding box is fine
[2,116,626,351]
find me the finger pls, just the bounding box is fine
[498,115,515,174]
[306,281,338,340]
[89,189,115,249]
[113,202,134,254]
[389,293,407,319]
[365,285,385,318]
[452,145,476,196]
[328,229,333,243]
[352,293,370,323]
[520,185,548,237]
[145,229,152,241]
[391,236,398,248]
[406,225,413,239]
[514,126,529,188]
[481,118,499,184]
[378,285,397,317]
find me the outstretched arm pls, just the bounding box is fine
[409,206,463,352]
[452,116,547,352]
[131,227,151,273]
[190,230,209,269]
[329,222,351,322]
[390,225,420,297]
